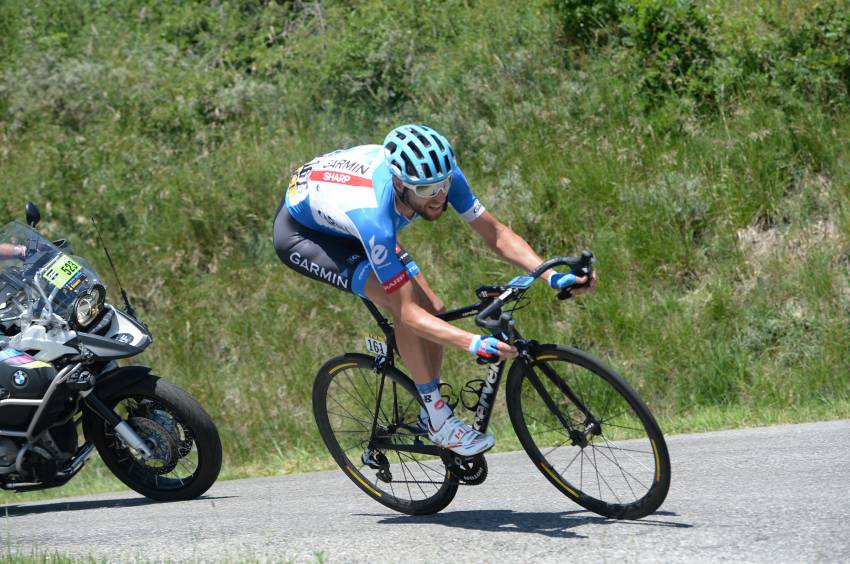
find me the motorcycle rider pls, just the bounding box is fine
[0,244,26,259]
[273,124,596,456]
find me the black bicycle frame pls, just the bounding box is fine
[360,297,510,440]
[354,252,598,460]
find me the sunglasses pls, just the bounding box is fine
[403,176,452,199]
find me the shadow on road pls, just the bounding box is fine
[0,495,233,517]
[371,509,690,539]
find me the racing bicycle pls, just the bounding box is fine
[312,251,671,518]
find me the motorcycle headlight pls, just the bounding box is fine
[73,284,106,328]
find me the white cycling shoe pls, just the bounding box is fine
[427,415,495,457]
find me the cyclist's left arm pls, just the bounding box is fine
[469,211,595,291]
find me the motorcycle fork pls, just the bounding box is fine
[83,393,153,458]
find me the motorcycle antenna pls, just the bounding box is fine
[90,215,136,318]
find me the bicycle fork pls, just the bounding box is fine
[523,357,602,447]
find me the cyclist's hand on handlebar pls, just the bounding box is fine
[549,270,598,295]
[468,335,517,363]
[571,270,598,295]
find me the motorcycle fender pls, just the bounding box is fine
[92,365,152,399]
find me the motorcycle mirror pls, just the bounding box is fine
[25,202,41,228]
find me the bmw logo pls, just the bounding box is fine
[112,333,134,344]
[12,370,27,387]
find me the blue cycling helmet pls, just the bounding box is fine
[383,124,456,185]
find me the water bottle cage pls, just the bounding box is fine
[460,379,486,412]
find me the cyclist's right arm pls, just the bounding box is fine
[351,204,516,362]
[382,279,517,361]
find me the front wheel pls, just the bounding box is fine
[82,375,223,501]
[507,345,670,519]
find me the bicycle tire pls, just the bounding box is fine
[506,345,670,519]
[313,353,458,515]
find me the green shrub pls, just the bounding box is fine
[620,0,718,106]
[759,2,850,109]
[551,0,623,48]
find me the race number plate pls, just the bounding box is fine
[365,335,388,356]
[44,255,82,289]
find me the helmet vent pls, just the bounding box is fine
[407,140,424,160]
[412,129,431,148]
[400,152,418,178]
[429,150,443,175]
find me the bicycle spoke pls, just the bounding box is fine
[593,442,655,455]
[327,390,373,425]
[337,373,375,416]
[326,409,373,428]
[597,436,655,477]
[396,451,416,501]
[591,444,645,500]
[556,445,583,477]
[592,449,624,504]
[542,437,572,458]
[401,452,431,498]
[600,420,647,435]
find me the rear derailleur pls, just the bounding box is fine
[362,448,392,482]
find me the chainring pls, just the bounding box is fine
[448,454,488,486]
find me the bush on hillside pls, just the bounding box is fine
[551,0,623,48]
[744,2,850,110]
[619,0,718,107]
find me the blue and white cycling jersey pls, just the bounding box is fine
[285,144,485,294]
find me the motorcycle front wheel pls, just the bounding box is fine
[82,375,222,501]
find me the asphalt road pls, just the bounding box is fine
[2,419,848,563]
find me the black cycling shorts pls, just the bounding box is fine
[273,202,417,297]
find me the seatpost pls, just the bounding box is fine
[360,297,398,360]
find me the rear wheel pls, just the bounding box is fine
[83,375,222,501]
[507,345,670,519]
[313,354,457,515]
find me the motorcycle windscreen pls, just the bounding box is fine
[0,221,104,323]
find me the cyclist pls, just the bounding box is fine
[273,124,596,457]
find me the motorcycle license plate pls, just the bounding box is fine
[364,335,388,356]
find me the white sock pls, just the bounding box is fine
[416,378,452,430]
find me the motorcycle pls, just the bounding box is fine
[0,203,222,500]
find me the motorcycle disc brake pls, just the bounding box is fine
[126,416,179,475]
